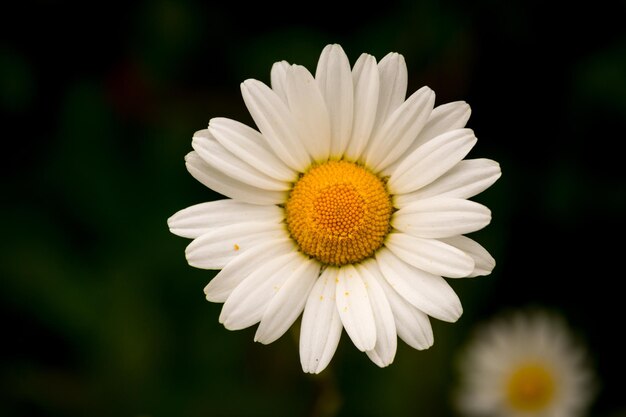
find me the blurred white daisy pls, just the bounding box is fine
[168,44,501,373]
[455,309,596,417]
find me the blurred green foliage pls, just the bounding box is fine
[2,0,625,416]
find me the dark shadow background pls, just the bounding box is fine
[2,1,625,416]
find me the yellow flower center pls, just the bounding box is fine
[506,362,557,412]
[285,160,392,266]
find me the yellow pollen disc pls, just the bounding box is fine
[285,160,392,266]
[506,362,556,412]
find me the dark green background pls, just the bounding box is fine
[2,1,625,416]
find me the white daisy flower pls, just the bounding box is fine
[168,44,501,374]
[455,309,596,417]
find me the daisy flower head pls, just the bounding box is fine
[168,44,501,374]
[454,308,596,417]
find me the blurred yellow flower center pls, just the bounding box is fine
[506,363,556,412]
[285,160,392,266]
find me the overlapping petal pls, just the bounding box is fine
[440,235,496,277]
[376,248,463,322]
[168,200,284,239]
[385,232,475,278]
[316,44,354,157]
[372,260,434,350]
[300,268,343,374]
[373,52,407,133]
[382,101,471,176]
[336,265,377,352]
[392,197,491,238]
[357,261,397,367]
[185,152,287,205]
[364,86,435,172]
[394,159,502,206]
[208,117,297,182]
[185,222,286,270]
[285,65,331,162]
[193,129,289,191]
[255,255,320,344]
[219,251,302,330]
[204,238,295,302]
[344,53,379,161]
[270,60,290,102]
[241,79,311,171]
[387,128,477,194]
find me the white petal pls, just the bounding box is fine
[240,79,311,171]
[192,129,289,191]
[168,200,284,239]
[255,255,320,344]
[185,222,287,269]
[219,251,301,330]
[371,259,434,350]
[204,238,294,302]
[392,197,492,238]
[315,44,353,157]
[300,268,343,374]
[364,86,435,172]
[336,265,376,352]
[394,159,502,206]
[185,152,287,205]
[411,101,471,150]
[344,53,379,161]
[381,101,471,176]
[440,235,496,277]
[357,261,397,367]
[285,65,331,162]
[387,129,477,195]
[270,60,290,102]
[209,118,297,182]
[385,233,474,278]
[373,52,407,134]
[376,248,463,322]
